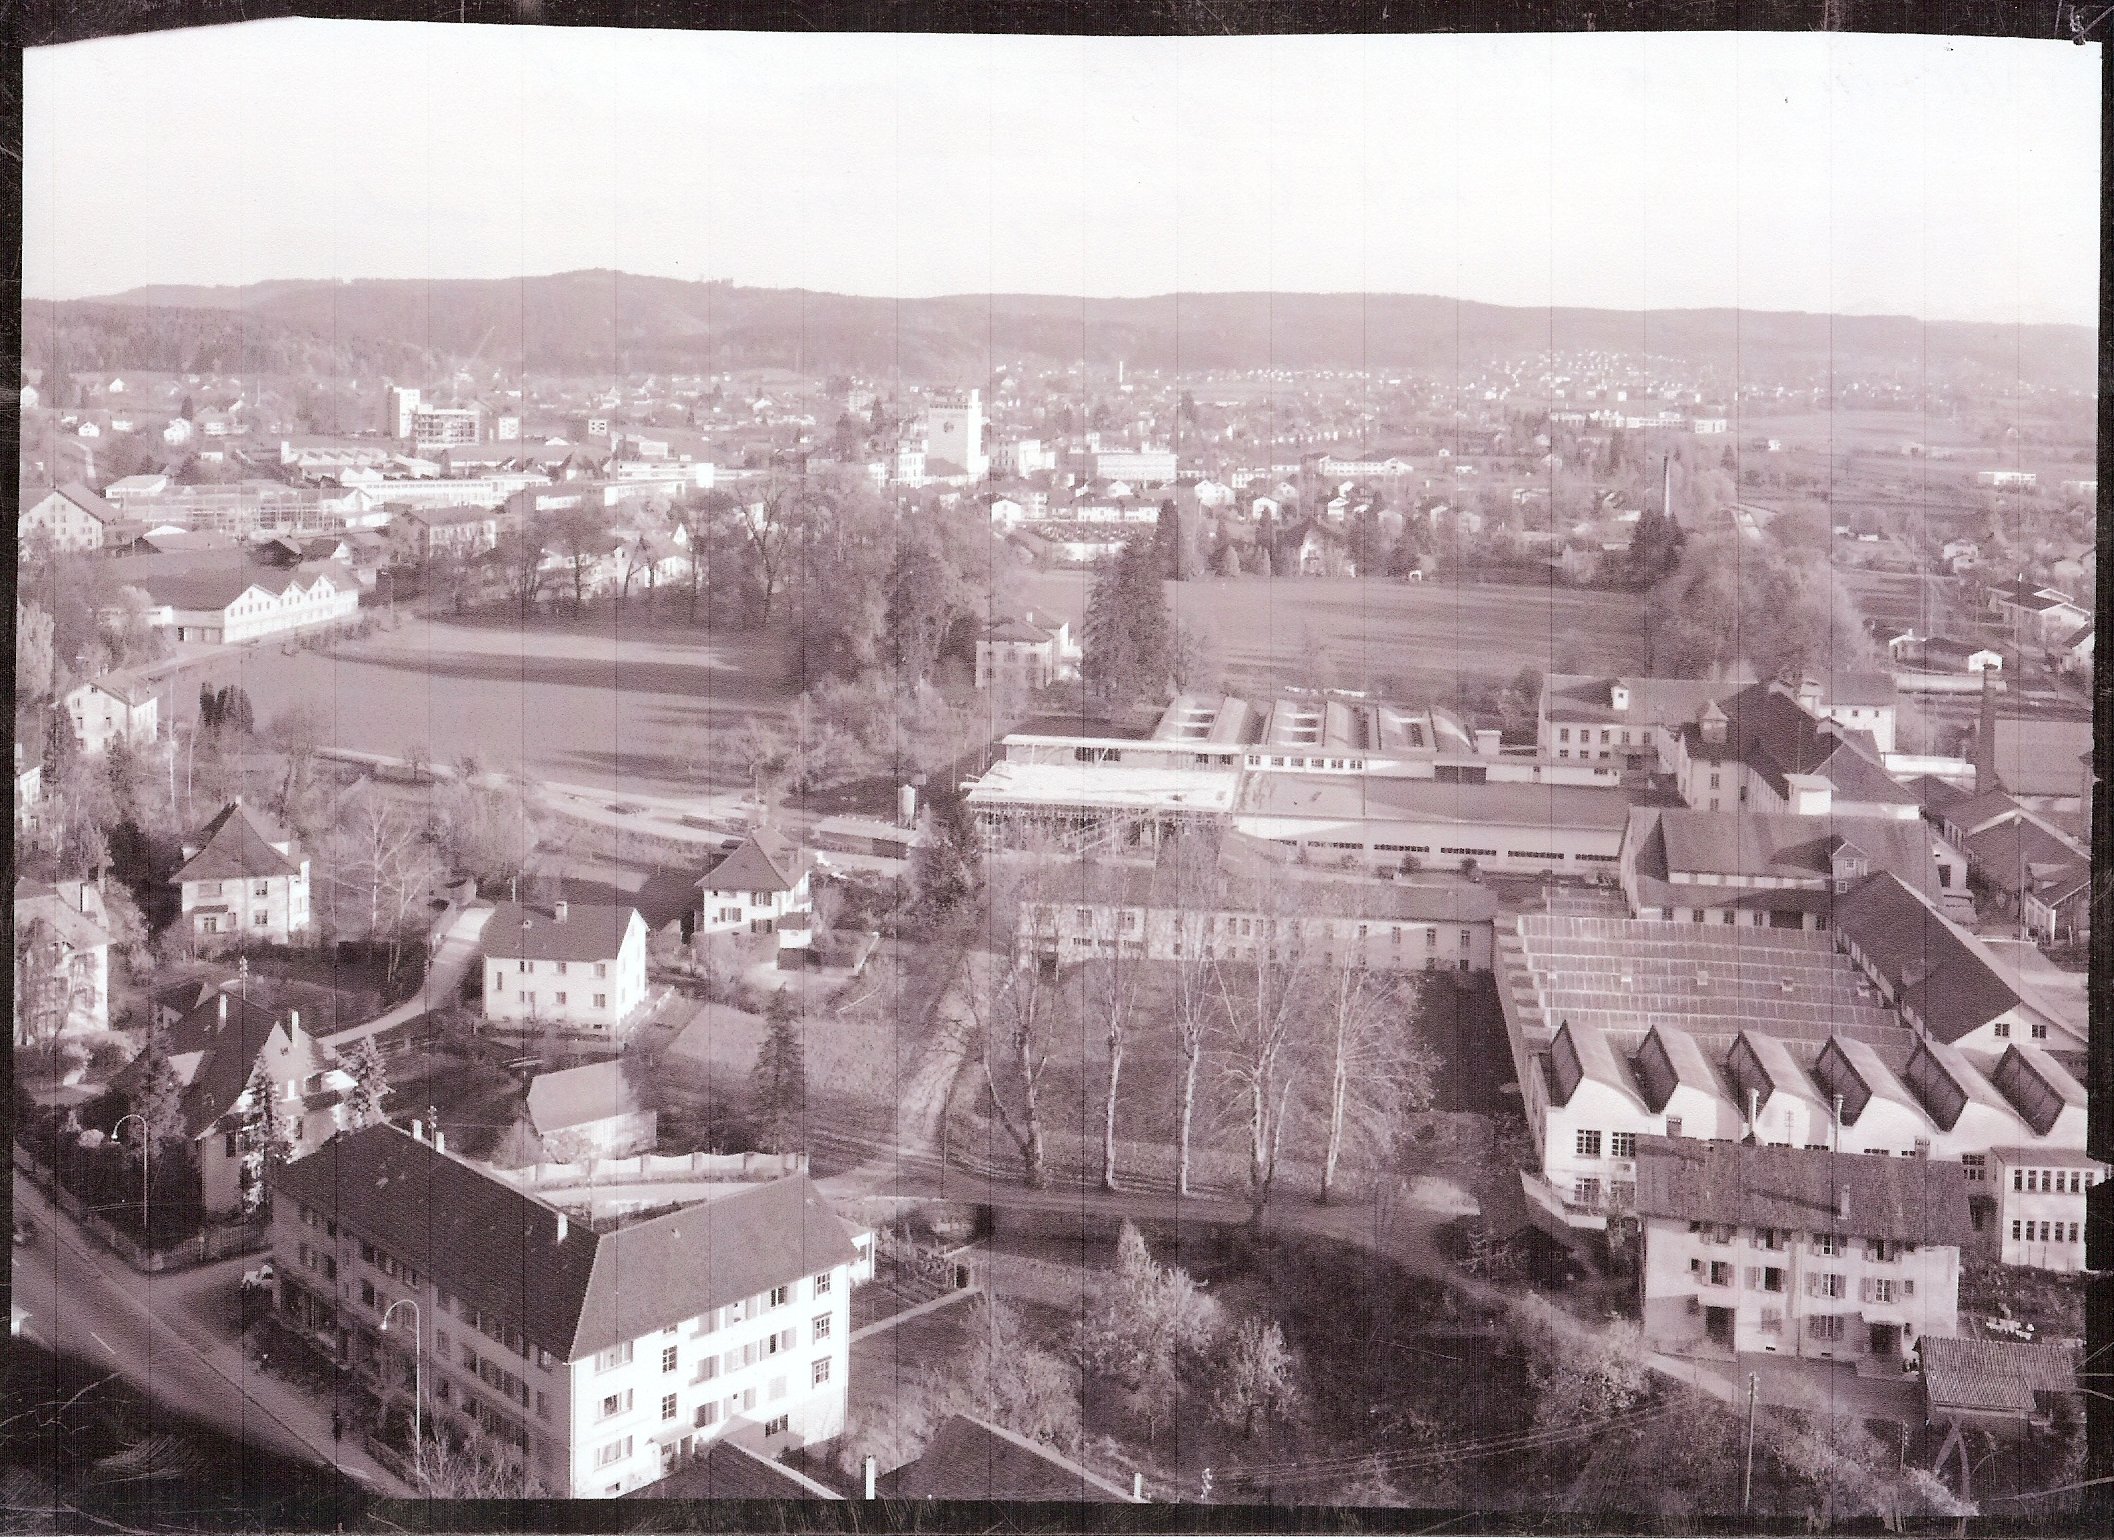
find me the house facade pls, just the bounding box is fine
[694,832,814,950]
[173,799,313,947]
[269,1124,865,1496]
[20,483,121,552]
[973,610,1083,691]
[11,879,114,1048]
[64,675,160,756]
[481,901,652,1042]
[1634,1138,1971,1372]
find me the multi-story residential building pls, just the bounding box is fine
[1634,1138,1972,1371]
[693,832,813,951]
[268,1122,867,1496]
[11,878,113,1047]
[480,899,651,1043]
[154,988,351,1217]
[385,505,507,566]
[412,404,483,449]
[20,482,122,552]
[1983,577,2090,649]
[1667,681,1918,820]
[174,798,314,947]
[1539,675,1748,772]
[385,384,422,439]
[63,674,160,756]
[974,610,1082,691]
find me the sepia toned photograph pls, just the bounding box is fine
[7,4,2106,1531]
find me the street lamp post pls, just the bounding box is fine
[110,1113,148,1236]
[381,1297,423,1475]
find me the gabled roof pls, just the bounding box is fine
[1633,1136,1974,1247]
[879,1415,1139,1503]
[526,1061,644,1135]
[270,1124,857,1361]
[173,799,301,883]
[1631,1024,1721,1114]
[73,672,157,709]
[44,481,122,525]
[12,880,114,956]
[698,828,809,896]
[480,901,641,964]
[1986,1044,2082,1137]
[1921,1336,2080,1417]
[1833,874,2021,1043]
[629,1436,842,1500]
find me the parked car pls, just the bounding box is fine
[241,1262,276,1292]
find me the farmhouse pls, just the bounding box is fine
[269,1122,864,1496]
[20,482,123,552]
[974,609,1082,691]
[173,798,314,947]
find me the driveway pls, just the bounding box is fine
[326,900,493,1047]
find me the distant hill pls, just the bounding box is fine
[28,272,2096,390]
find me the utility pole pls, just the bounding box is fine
[1742,1371,1759,1515]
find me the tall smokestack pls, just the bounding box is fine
[1974,666,2002,795]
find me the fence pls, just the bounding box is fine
[13,1143,270,1274]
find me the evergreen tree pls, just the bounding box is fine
[1082,538,1172,706]
[910,787,983,923]
[750,990,810,1155]
[344,1036,391,1129]
[1215,541,1242,579]
[1253,544,1275,579]
[238,1060,294,1214]
[1211,1317,1298,1439]
[1151,500,1181,580]
[125,1030,188,1156]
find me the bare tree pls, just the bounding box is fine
[1160,838,1223,1197]
[941,858,1061,1188]
[1211,876,1323,1227]
[551,504,612,613]
[495,515,554,617]
[1311,960,1436,1204]
[1081,945,1144,1192]
[330,786,443,981]
[727,481,800,626]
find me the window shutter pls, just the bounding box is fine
[1804,1272,1818,1298]
[1745,1267,1762,1289]
[1858,1278,1871,1303]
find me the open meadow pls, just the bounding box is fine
[168,612,799,796]
[1022,572,1651,697]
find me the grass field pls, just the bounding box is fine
[1021,572,1650,696]
[175,612,798,796]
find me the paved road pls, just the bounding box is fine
[325,900,493,1047]
[10,1173,414,1497]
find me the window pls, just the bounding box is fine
[1994,1022,2010,1038]
[1760,1267,1785,1293]
[593,994,607,1009]
[660,1345,677,1373]
[2030,1024,2047,1040]
[1814,1234,1841,1257]
[1869,1279,1896,1304]
[661,1393,678,1422]
[1575,1129,1602,1158]
[812,1358,831,1386]
[763,1415,790,1437]
[1708,1261,1733,1286]
[2011,1219,2022,1241]
[1609,1131,1637,1160]
[1808,1315,1844,1344]
[813,1272,832,1295]
[1813,1273,1846,1300]
[1573,1177,1602,1207]
[554,992,567,1006]
[694,1403,715,1428]
[1962,1155,1986,1182]
[599,1389,634,1420]
[595,963,608,979]
[596,1343,634,1374]
[595,1436,633,1469]
[767,1286,790,1309]
[360,1280,376,1308]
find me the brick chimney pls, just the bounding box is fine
[552,899,568,923]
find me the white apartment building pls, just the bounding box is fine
[1634,1139,1972,1372]
[480,900,651,1043]
[270,1123,870,1497]
[974,610,1082,691]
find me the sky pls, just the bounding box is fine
[21,21,2103,324]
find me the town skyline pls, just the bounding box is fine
[23,23,2103,325]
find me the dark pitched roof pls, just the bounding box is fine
[479,901,640,963]
[1637,808,1939,900]
[1632,1136,1974,1247]
[52,481,122,524]
[628,1437,842,1500]
[174,799,301,882]
[698,829,808,896]
[1833,874,2020,1043]
[1921,1336,2080,1417]
[878,1415,1138,1503]
[270,1124,858,1361]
